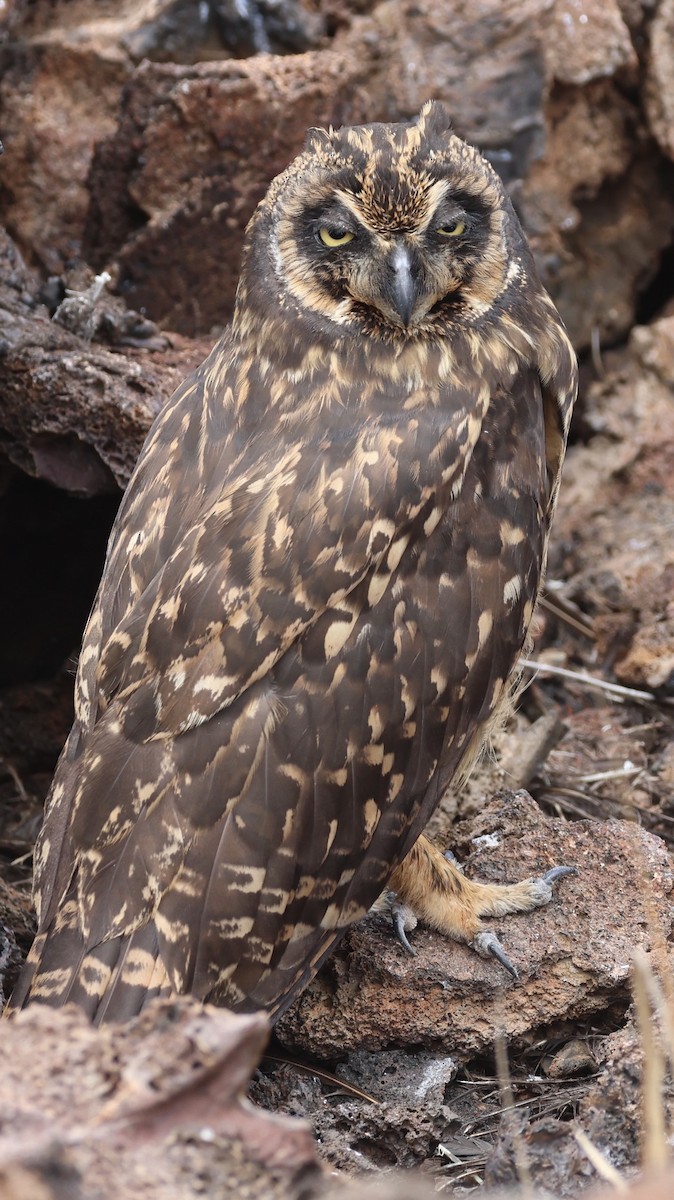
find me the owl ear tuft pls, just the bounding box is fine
[417,100,453,140]
[304,126,334,154]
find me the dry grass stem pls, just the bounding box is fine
[632,953,669,1174]
[494,1031,533,1198]
[573,1126,628,1192]
[518,659,656,704]
[539,593,596,640]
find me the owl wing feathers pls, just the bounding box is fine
[86,354,496,742]
[99,463,397,734]
[22,346,511,1015]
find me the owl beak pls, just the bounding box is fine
[385,245,420,328]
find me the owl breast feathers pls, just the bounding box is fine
[10,101,577,1023]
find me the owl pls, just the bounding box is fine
[9,102,577,1023]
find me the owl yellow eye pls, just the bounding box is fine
[319,226,355,247]
[437,220,466,238]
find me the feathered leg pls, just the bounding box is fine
[382,833,575,975]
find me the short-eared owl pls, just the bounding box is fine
[10,102,577,1022]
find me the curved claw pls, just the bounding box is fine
[525,863,578,907]
[541,865,577,885]
[392,905,417,957]
[473,930,519,979]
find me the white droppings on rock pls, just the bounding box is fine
[471,832,501,850]
[413,1057,458,1102]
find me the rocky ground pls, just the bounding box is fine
[1,1,674,1197]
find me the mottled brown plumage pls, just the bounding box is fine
[10,102,577,1023]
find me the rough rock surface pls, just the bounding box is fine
[646,0,674,161]
[0,999,322,1200]
[554,315,674,695]
[275,792,673,1059]
[1,996,673,1198]
[0,226,208,492]
[0,6,131,272]
[485,1014,674,1195]
[252,1045,461,1174]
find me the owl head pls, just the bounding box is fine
[237,101,532,344]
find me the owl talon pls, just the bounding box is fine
[393,913,416,956]
[541,865,577,886]
[443,849,464,872]
[473,930,519,978]
[388,895,418,956]
[524,864,578,907]
[469,867,576,976]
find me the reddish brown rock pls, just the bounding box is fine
[544,0,637,86]
[555,316,674,694]
[521,100,674,349]
[358,0,550,165]
[0,999,322,1200]
[0,226,209,492]
[645,0,674,160]
[1,995,672,1197]
[255,791,673,1183]
[276,792,673,1060]
[81,0,557,335]
[0,17,131,271]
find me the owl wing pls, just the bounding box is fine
[18,326,575,1021]
[20,343,491,1008]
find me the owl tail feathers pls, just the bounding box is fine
[6,910,174,1025]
